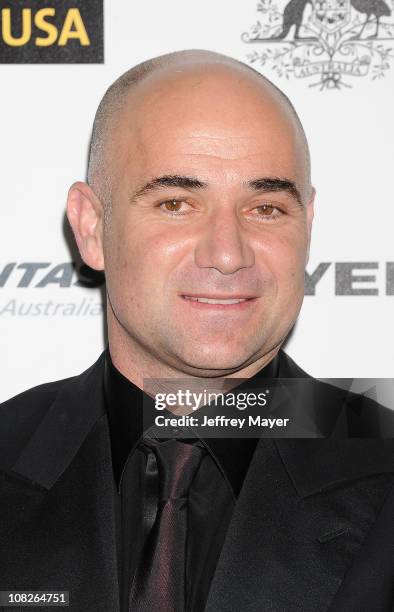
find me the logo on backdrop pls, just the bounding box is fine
[0,263,105,317]
[0,260,393,316]
[242,0,394,88]
[0,0,103,63]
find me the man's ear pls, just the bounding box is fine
[305,186,315,265]
[66,181,105,271]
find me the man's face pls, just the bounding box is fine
[102,66,314,376]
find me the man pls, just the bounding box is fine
[1,49,394,612]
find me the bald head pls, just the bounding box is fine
[87,49,311,211]
[68,48,315,380]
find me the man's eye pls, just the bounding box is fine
[157,199,190,215]
[253,204,281,220]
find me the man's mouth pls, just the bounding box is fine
[181,294,256,305]
[184,296,248,304]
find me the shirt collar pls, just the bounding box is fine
[103,347,280,496]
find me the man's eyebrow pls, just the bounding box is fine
[129,174,303,206]
[247,177,303,206]
[129,175,208,201]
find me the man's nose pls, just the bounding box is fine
[194,208,255,274]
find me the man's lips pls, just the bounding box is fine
[180,294,258,307]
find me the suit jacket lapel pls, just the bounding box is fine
[10,354,107,489]
[205,351,394,611]
[205,436,394,612]
[0,353,120,612]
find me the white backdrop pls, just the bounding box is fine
[1,0,394,402]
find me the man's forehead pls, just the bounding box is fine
[112,68,298,159]
[112,101,301,190]
[120,62,295,131]
[126,138,300,184]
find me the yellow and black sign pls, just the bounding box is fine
[0,0,103,63]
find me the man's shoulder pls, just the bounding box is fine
[1,375,78,414]
[0,353,107,471]
[280,349,394,437]
[0,376,77,469]
[278,349,310,378]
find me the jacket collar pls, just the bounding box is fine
[9,349,279,491]
[274,437,394,498]
[9,349,394,495]
[275,351,394,497]
[10,352,107,490]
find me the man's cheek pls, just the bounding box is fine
[272,249,305,290]
[121,256,164,303]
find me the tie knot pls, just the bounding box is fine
[142,438,205,501]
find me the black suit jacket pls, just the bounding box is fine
[1,351,394,611]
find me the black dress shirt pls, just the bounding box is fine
[103,348,279,611]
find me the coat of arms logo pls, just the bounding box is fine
[242,0,394,88]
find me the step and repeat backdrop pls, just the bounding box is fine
[1,0,394,401]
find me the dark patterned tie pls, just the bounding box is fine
[129,438,205,612]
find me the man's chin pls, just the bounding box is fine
[171,346,257,377]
